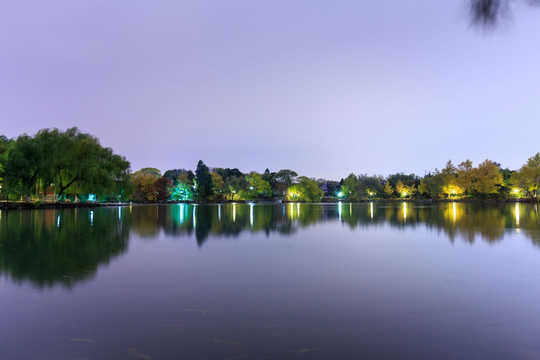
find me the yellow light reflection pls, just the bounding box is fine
[233,203,236,222]
[452,202,456,223]
[403,202,407,221]
[515,203,520,227]
[349,202,352,216]
[370,202,373,220]
[250,204,254,228]
[297,203,300,216]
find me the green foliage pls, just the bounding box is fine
[170,173,194,201]
[246,172,272,199]
[195,160,213,200]
[3,128,130,201]
[383,182,394,198]
[512,153,540,200]
[473,159,503,196]
[287,177,323,202]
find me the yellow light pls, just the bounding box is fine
[513,188,520,193]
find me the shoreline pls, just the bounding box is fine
[1,198,535,211]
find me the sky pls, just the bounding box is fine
[1,0,539,180]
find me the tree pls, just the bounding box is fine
[210,172,226,200]
[384,182,394,198]
[246,172,271,199]
[511,153,540,200]
[132,168,161,202]
[340,174,359,200]
[418,179,428,196]
[195,160,213,200]
[469,0,540,29]
[153,177,172,202]
[225,175,248,201]
[170,173,194,201]
[287,177,323,202]
[274,169,298,195]
[473,159,503,196]
[457,159,476,196]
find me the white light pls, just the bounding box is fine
[403,202,407,221]
[90,211,94,226]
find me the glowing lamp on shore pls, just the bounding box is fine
[338,191,343,198]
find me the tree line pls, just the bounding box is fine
[1,128,539,203]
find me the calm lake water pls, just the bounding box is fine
[1,202,540,360]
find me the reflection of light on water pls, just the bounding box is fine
[403,202,407,221]
[349,202,352,216]
[282,205,285,216]
[515,203,520,227]
[370,202,373,220]
[233,203,236,222]
[338,201,342,221]
[179,204,184,224]
[218,204,221,222]
[250,204,254,228]
[192,206,197,228]
[57,215,61,228]
[90,211,94,226]
[289,203,294,219]
[452,202,456,222]
[297,203,300,216]
[118,207,122,221]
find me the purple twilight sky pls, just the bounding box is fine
[1,0,539,180]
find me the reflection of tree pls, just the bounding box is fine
[0,208,129,288]
[3,202,538,289]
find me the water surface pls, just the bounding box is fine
[1,202,539,359]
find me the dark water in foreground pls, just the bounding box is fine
[1,202,540,360]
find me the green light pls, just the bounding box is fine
[338,191,343,198]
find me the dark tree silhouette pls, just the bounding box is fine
[469,0,540,28]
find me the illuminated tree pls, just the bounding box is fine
[287,177,323,202]
[340,174,359,200]
[246,172,271,199]
[210,172,226,200]
[383,182,394,197]
[511,153,540,200]
[170,173,194,201]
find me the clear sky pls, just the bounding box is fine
[1,0,539,180]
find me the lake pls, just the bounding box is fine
[1,202,539,359]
